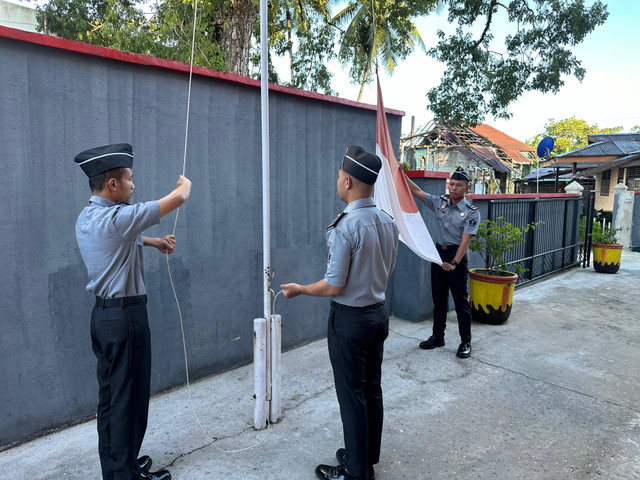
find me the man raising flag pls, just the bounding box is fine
[373,75,441,265]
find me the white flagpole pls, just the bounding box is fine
[254,0,276,430]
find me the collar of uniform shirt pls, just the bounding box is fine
[343,196,376,213]
[90,195,116,207]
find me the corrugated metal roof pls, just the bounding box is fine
[469,124,534,164]
[557,139,640,157]
[450,145,512,173]
[521,168,556,182]
[589,133,640,143]
[611,140,640,153]
[576,153,640,177]
[556,133,640,159]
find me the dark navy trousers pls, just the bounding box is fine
[327,300,389,480]
[90,295,151,480]
[431,246,472,343]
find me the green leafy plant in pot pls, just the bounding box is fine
[467,217,539,324]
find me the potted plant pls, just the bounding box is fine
[591,221,623,273]
[468,217,538,325]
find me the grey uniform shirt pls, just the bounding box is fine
[76,195,160,298]
[424,194,480,245]
[324,197,399,307]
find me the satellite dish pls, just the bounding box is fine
[537,137,554,158]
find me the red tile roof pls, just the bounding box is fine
[470,124,534,164]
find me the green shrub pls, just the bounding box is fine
[469,217,540,275]
[591,222,621,245]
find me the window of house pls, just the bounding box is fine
[600,170,611,196]
[617,168,625,184]
[626,166,640,190]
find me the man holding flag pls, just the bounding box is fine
[373,73,478,358]
[405,167,480,358]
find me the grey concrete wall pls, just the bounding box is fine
[0,35,402,446]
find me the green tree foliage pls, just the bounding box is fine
[427,0,609,124]
[36,0,162,55]
[153,0,227,71]
[267,0,336,94]
[36,0,227,69]
[527,117,623,154]
[331,0,439,101]
[469,216,539,274]
[36,0,609,115]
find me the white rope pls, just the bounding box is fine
[172,0,198,236]
[272,289,284,316]
[163,0,268,454]
[165,0,211,443]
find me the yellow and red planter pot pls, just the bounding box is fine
[469,269,518,325]
[592,243,622,274]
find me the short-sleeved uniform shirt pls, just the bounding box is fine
[424,194,480,245]
[324,197,399,307]
[76,195,160,298]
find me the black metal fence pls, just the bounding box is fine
[487,194,592,286]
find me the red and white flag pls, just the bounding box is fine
[374,76,442,265]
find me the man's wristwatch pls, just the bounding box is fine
[450,259,458,267]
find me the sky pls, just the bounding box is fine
[5,0,639,144]
[316,0,640,143]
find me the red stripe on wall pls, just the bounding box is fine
[0,25,405,116]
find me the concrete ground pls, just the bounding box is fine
[2,251,639,480]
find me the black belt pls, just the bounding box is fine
[95,294,147,309]
[331,300,384,311]
[436,244,459,251]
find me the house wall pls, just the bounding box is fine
[0,0,37,32]
[435,149,509,194]
[0,29,403,447]
[595,167,619,212]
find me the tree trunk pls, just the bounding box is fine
[287,11,293,81]
[219,0,259,76]
[356,60,371,102]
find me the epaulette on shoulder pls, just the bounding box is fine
[467,203,478,211]
[327,212,347,229]
[381,209,394,220]
[440,195,448,201]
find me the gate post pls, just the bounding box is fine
[613,182,634,249]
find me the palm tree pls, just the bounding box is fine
[332,0,440,101]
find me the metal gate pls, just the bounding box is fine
[487,192,594,286]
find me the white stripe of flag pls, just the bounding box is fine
[374,75,442,265]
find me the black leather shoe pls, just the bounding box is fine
[336,448,375,479]
[457,342,471,358]
[139,469,171,480]
[419,336,445,350]
[136,456,152,475]
[315,463,359,480]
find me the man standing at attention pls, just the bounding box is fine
[405,167,480,358]
[75,143,192,480]
[281,145,399,480]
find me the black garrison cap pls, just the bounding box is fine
[74,143,133,178]
[450,166,470,182]
[340,145,382,185]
